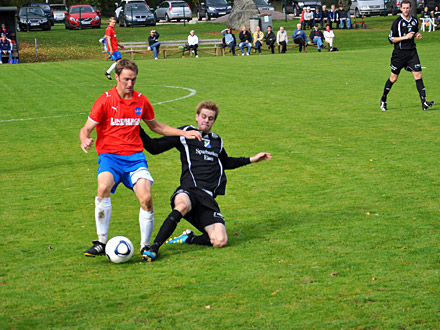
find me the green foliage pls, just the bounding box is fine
[1,19,440,329]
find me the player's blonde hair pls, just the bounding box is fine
[196,101,219,119]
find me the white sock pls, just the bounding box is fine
[95,196,112,244]
[139,208,154,249]
[107,62,117,74]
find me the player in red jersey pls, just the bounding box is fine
[80,59,201,258]
[104,17,125,80]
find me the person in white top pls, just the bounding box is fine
[183,30,199,57]
[323,24,335,51]
[276,26,288,53]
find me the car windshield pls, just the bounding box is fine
[172,2,188,7]
[31,3,51,11]
[127,3,150,11]
[20,7,45,16]
[206,0,228,5]
[51,5,67,11]
[253,0,269,5]
[70,6,94,14]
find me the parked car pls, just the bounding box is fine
[65,5,101,29]
[196,0,232,21]
[29,3,54,26]
[50,4,67,23]
[17,6,51,31]
[115,0,149,22]
[155,1,192,22]
[119,1,156,26]
[384,0,424,15]
[253,0,274,11]
[282,0,322,16]
[350,0,385,17]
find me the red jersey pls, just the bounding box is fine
[89,86,155,155]
[105,25,118,52]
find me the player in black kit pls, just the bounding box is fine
[380,0,434,111]
[140,101,272,261]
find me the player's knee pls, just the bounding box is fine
[212,236,227,248]
[139,194,153,211]
[97,184,111,197]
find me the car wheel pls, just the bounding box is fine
[165,13,170,22]
[355,8,360,18]
[206,12,211,20]
[154,14,159,22]
[293,6,299,16]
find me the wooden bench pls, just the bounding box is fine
[103,39,224,60]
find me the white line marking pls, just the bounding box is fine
[0,85,197,123]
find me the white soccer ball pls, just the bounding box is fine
[105,236,134,264]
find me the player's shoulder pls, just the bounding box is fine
[179,125,196,131]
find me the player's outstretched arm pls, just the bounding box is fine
[79,119,98,154]
[250,152,272,163]
[145,119,201,141]
[139,126,177,155]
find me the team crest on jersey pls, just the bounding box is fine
[202,138,211,148]
[135,107,142,115]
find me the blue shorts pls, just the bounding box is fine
[98,152,154,194]
[108,50,121,61]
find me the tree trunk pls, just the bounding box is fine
[410,0,417,18]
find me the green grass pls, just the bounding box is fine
[1,20,440,329]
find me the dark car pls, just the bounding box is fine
[283,0,322,16]
[29,3,54,25]
[17,6,51,31]
[119,1,156,26]
[196,0,231,21]
[253,0,274,11]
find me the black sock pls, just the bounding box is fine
[415,78,426,103]
[382,78,394,100]
[187,233,212,246]
[150,210,183,253]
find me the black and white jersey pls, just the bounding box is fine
[388,15,419,50]
[140,125,251,197]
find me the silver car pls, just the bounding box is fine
[50,4,67,23]
[155,1,192,22]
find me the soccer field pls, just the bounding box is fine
[1,42,439,329]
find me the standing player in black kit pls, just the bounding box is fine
[380,0,434,111]
[140,101,272,261]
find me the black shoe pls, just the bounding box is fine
[104,72,112,80]
[380,98,387,111]
[318,49,321,52]
[140,245,150,255]
[422,100,434,111]
[84,240,106,257]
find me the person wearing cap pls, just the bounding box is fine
[304,7,314,29]
[322,5,329,26]
[309,24,324,52]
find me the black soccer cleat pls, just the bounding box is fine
[140,245,150,255]
[380,98,387,111]
[104,72,112,80]
[84,240,106,257]
[422,101,434,111]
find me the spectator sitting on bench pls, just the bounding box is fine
[148,29,160,60]
[303,7,314,29]
[328,4,337,29]
[323,24,335,51]
[421,6,435,32]
[322,5,329,27]
[238,26,252,56]
[265,25,276,54]
[183,30,199,58]
[314,7,323,29]
[221,27,236,56]
[292,23,308,53]
[253,25,264,54]
[309,24,325,52]
[336,5,347,29]
[0,24,11,40]
[0,33,12,64]
[433,6,440,25]
[277,26,288,53]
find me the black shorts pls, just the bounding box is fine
[390,49,422,75]
[170,187,225,233]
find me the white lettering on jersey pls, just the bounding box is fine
[110,118,141,126]
[195,148,218,158]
